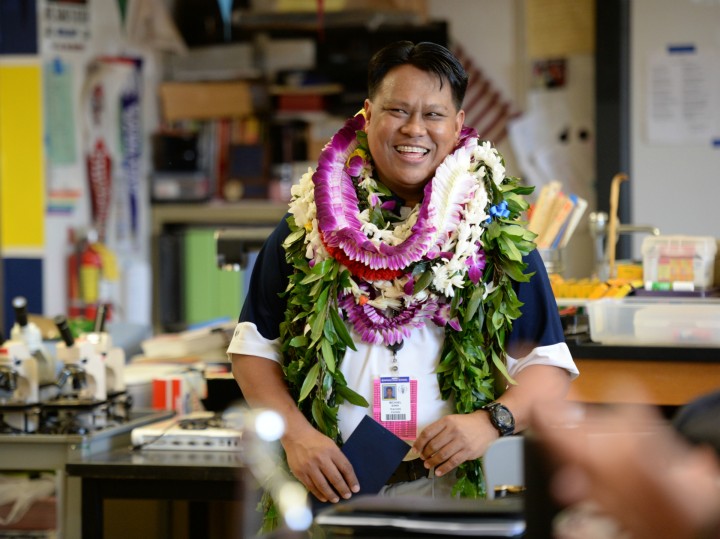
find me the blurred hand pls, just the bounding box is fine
[533,400,720,539]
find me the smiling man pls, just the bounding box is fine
[228,41,578,512]
[363,61,464,205]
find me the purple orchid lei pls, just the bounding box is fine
[288,111,508,346]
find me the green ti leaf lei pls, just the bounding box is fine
[275,117,536,514]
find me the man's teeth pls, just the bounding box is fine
[396,145,428,154]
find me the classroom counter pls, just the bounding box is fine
[567,342,720,406]
[65,448,250,539]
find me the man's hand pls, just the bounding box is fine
[283,427,360,503]
[412,411,498,477]
[232,354,360,503]
[409,365,572,477]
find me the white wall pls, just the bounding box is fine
[437,1,720,273]
[630,0,720,251]
[428,0,520,102]
[427,0,521,175]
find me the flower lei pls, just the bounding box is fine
[279,111,536,504]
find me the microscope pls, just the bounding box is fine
[45,315,110,433]
[9,296,60,400]
[0,341,40,433]
[80,305,130,421]
[53,315,107,403]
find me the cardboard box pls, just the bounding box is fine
[159,82,254,122]
[257,0,426,16]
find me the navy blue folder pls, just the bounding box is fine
[311,415,410,513]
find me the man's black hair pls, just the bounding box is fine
[367,41,468,110]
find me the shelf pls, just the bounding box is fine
[150,201,288,235]
[237,9,426,32]
[269,83,343,95]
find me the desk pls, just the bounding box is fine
[66,449,254,539]
[568,343,720,406]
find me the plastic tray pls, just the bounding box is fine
[587,297,720,346]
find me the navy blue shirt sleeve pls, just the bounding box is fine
[241,219,563,352]
[508,248,565,354]
[239,216,293,340]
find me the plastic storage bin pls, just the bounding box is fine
[587,297,720,346]
[642,235,719,290]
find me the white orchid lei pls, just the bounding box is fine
[278,111,536,508]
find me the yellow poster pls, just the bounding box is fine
[526,0,596,60]
[0,63,44,249]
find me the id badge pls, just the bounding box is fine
[373,376,417,440]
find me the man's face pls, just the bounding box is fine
[363,64,464,205]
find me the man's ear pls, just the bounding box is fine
[363,99,372,129]
[455,109,465,136]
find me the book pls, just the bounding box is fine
[535,191,575,249]
[311,415,410,514]
[528,180,562,238]
[557,195,588,248]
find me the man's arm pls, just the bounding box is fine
[231,353,360,503]
[494,363,572,432]
[412,364,571,477]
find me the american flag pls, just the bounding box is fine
[453,45,520,144]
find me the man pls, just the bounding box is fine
[228,41,578,505]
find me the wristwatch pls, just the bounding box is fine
[482,402,515,437]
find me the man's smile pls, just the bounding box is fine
[394,145,430,157]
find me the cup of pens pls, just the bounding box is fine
[538,248,565,276]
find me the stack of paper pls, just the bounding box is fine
[140,324,231,359]
[528,181,588,249]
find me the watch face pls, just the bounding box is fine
[495,407,513,427]
[487,403,515,435]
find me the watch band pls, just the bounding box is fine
[483,401,515,437]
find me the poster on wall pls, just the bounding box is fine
[44,58,77,167]
[42,0,90,53]
[81,57,143,250]
[41,0,91,214]
[645,47,720,145]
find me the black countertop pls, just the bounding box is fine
[66,448,243,481]
[568,340,720,362]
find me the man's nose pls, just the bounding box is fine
[401,113,427,136]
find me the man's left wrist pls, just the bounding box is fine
[482,401,515,437]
